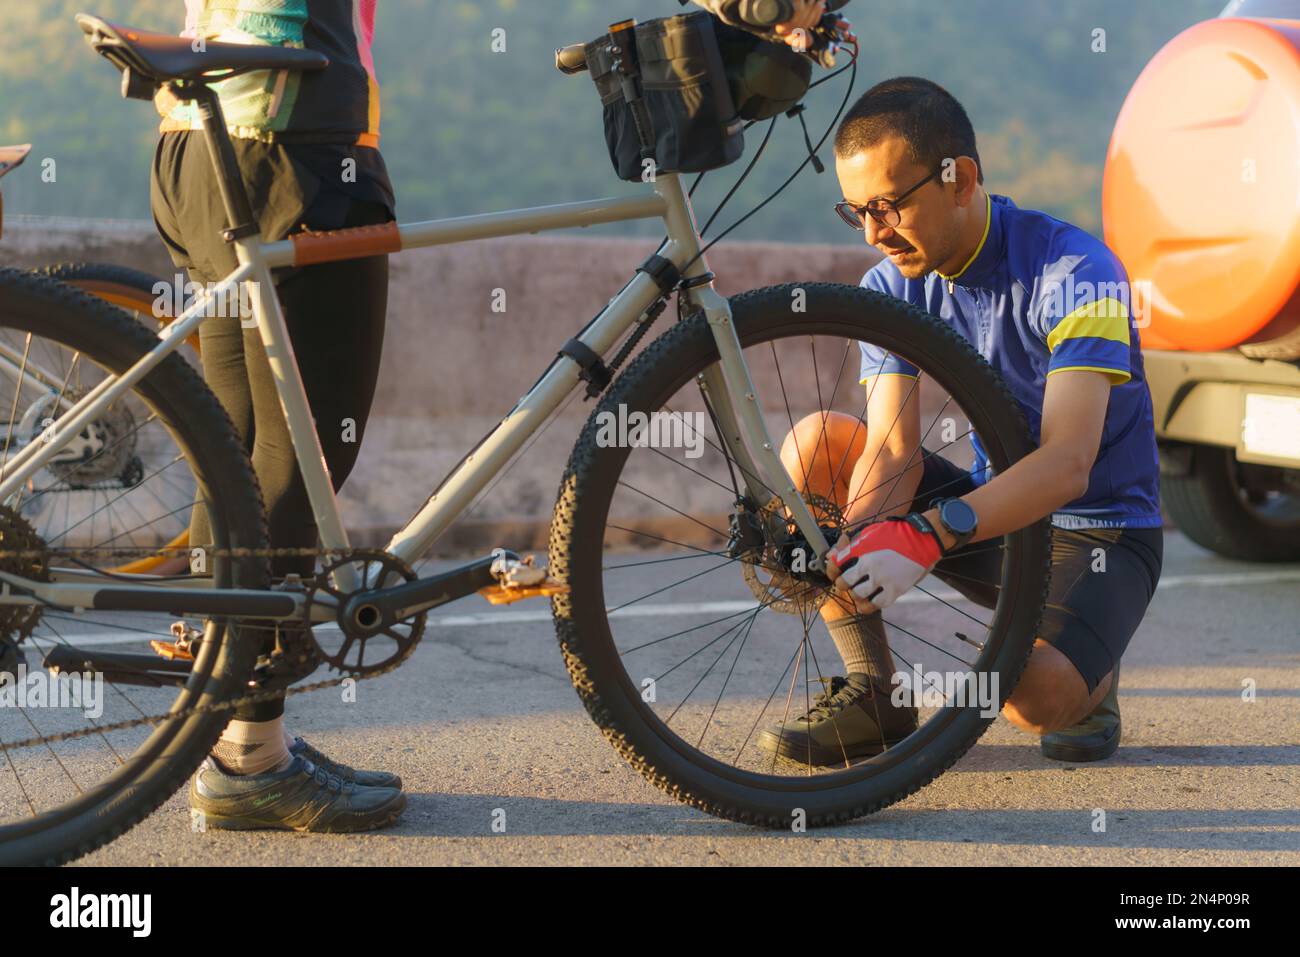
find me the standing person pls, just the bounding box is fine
[148,0,826,835]
[151,0,406,832]
[763,77,1164,766]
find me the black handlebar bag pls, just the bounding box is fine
[584,12,745,181]
[713,20,813,120]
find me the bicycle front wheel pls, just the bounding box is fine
[0,269,269,865]
[549,282,1051,827]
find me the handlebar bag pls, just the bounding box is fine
[584,12,745,181]
[714,19,813,120]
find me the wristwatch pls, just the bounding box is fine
[930,496,979,552]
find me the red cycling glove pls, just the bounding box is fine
[828,515,943,609]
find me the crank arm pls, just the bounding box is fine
[44,645,191,688]
[339,552,507,634]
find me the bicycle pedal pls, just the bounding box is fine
[151,621,202,662]
[477,580,569,605]
[480,551,568,604]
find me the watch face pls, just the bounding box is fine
[940,498,978,535]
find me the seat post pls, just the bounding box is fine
[186,84,259,243]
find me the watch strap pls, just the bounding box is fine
[903,511,947,556]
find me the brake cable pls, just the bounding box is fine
[683,40,859,272]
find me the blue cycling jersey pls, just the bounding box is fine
[858,193,1162,530]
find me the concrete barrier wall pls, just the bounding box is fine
[4,216,922,555]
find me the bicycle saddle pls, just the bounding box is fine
[76,13,329,84]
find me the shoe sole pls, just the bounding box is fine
[756,728,914,767]
[1040,725,1121,763]
[194,792,408,833]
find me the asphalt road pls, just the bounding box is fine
[32,528,1300,865]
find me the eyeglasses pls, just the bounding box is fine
[834,167,943,230]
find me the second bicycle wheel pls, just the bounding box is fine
[0,268,269,865]
[549,282,1051,827]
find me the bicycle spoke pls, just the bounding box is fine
[617,594,782,656]
[879,615,977,669]
[661,398,781,506]
[18,408,162,515]
[0,332,35,478]
[604,550,731,571]
[642,441,739,498]
[841,426,976,523]
[663,603,762,724]
[78,498,193,550]
[694,599,762,750]
[733,636,804,768]
[0,737,39,817]
[25,625,129,765]
[45,454,188,545]
[614,479,729,543]
[607,556,754,616]
[911,582,992,630]
[769,638,807,775]
[802,616,858,770]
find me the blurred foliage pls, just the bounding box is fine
[1,0,1221,241]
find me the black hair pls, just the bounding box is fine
[833,76,983,184]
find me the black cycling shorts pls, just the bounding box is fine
[906,449,1164,694]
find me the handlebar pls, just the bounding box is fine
[555,42,587,74]
[773,7,857,68]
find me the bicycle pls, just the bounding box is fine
[0,11,1050,864]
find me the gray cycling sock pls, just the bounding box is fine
[826,611,896,686]
[211,717,293,776]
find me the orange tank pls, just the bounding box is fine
[1103,15,1300,353]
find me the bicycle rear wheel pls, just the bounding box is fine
[549,282,1051,827]
[40,262,202,575]
[0,268,269,865]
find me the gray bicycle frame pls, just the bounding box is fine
[0,172,830,616]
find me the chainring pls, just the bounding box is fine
[309,549,425,676]
[0,544,427,752]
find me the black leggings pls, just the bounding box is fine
[152,135,391,720]
[186,201,389,582]
[193,210,388,720]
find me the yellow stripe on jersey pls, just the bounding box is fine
[1046,296,1130,353]
[1045,364,1131,386]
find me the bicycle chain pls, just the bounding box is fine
[0,543,419,751]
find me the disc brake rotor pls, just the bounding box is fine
[741,493,842,615]
[31,389,140,488]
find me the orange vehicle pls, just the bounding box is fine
[1104,0,1300,560]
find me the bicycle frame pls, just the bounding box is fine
[0,85,830,622]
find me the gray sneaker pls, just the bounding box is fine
[190,754,406,833]
[288,736,402,790]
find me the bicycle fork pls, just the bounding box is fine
[687,283,832,573]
